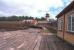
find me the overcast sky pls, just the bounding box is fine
[0,0,73,19]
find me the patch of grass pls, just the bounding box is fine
[30,26,42,29]
[43,29,50,33]
[47,27,57,34]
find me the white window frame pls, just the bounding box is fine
[67,15,74,32]
[58,18,62,30]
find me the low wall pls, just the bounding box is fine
[0,21,30,30]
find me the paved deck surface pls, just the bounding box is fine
[0,28,42,50]
[39,35,74,50]
[0,28,74,50]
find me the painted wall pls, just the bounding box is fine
[64,9,74,45]
[57,9,74,45]
[57,15,64,38]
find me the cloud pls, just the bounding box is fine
[0,0,71,19]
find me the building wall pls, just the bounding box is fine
[64,9,74,45]
[57,31,63,38]
[57,15,64,38]
[57,9,74,45]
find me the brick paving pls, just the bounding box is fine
[0,28,74,50]
[39,35,74,50]
[0,28,42,50]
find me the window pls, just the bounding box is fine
[58,18,63,30]
[67,15,74,32]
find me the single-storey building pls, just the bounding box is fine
[56,1,74,45]
[22,19,38,26]
[37,21,50,27]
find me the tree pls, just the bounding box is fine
[41,17,46,21]
[45,13,50,18]
[0,16,34,21]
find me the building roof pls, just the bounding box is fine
[56,1,74,18]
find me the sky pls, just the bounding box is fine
[0,0,73,19]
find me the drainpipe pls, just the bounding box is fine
[63,14,65,43]
[56,18,58,37]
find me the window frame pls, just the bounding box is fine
[67,15,74,32]
[58,18,62,30]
